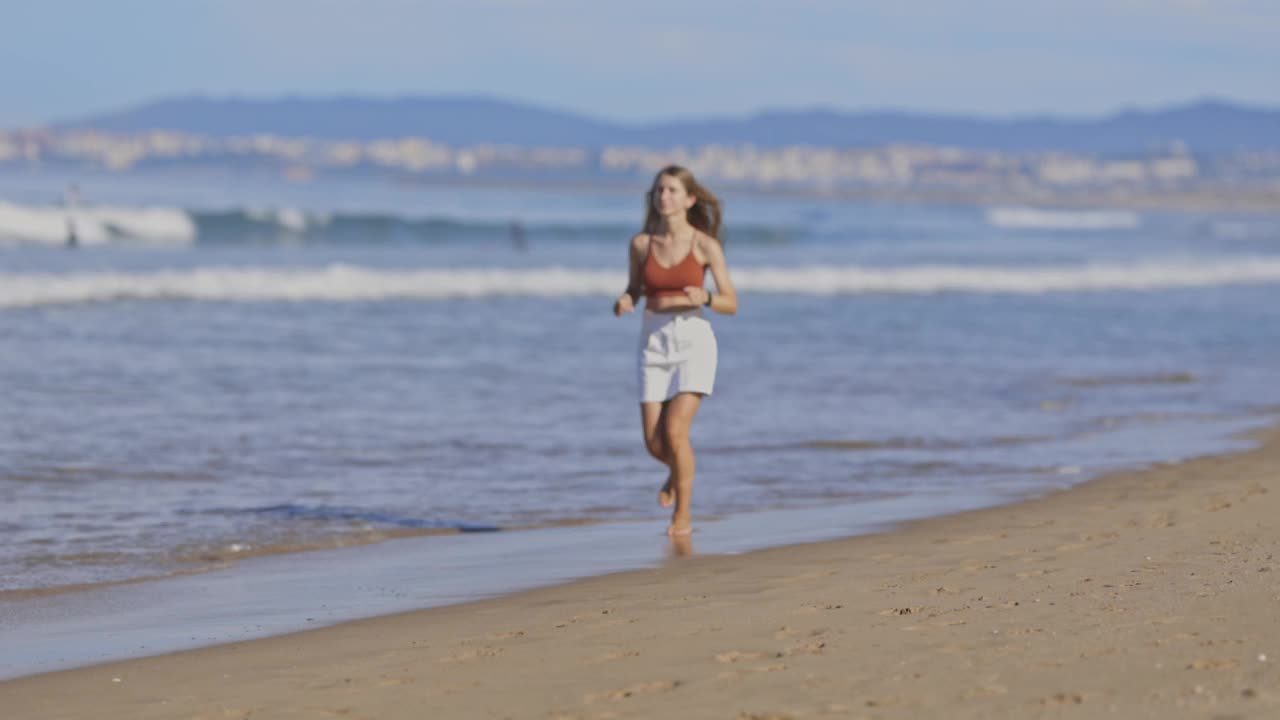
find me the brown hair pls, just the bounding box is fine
[643,165,723,244]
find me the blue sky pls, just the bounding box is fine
[4,0,1279,128]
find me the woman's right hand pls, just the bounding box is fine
[613,293,635,316]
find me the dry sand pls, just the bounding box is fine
[5,427,1280,719]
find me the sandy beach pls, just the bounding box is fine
[4,425,1280,719]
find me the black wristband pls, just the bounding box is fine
[703,292,714,307]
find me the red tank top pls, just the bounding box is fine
[643,241,706,303]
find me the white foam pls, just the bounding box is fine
[0,202,195,246]
[0,266,622,308]
[735,259,1280,294]
[245,207,320,232]
[3,259,1280,309]
[986,207,1141,230]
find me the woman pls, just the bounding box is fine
[613,165,738,537]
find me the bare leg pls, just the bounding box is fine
[640,402,676,507]
[659,472,676,508]
[662,393,704,536]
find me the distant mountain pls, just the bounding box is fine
[62,96,622,147]
[639,101,1280,154]
[58,96,1280,154]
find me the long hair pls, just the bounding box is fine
[643,165,723,245]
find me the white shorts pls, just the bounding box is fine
[638,308,718,403]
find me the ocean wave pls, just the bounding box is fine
[737,258,1280,294]
[0,202,196,246]
[986,207,1141,230]
[0,201,798,246]
[4,258,1280,308]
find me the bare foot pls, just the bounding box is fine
[658,474,675,508]
[666,520,693,537]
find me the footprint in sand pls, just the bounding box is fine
[1203,496,1234,512]
[776,570,838,584]
[774,625,799,639]
[1041,691,1084,705]
[879,605,930,616]
[942,534,1002,545]
[303,676,361,691]
[961,684,1009,699]
[718,664,789,681]
[1187,658,1239,670]
[778,641,827,657]
[716,650,768,663]
[795,602,844,615]
[1127,512,1176,528]
[374,674,415,688]
[588,650,641,664]
[436,645,504,663]
[583,680,680,704]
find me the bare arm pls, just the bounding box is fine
[613,233,649,316]
[691,236,738,315]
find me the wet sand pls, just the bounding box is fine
[4,426,1280,719]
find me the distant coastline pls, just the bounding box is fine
[5,93,1280,215]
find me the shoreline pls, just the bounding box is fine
[0,488,1014,681]
[4,422,1280,717]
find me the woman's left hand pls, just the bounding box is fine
[683,286,710,306]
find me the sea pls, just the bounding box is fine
[2,167,1279,603]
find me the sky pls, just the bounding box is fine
[4,0,1279,128]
